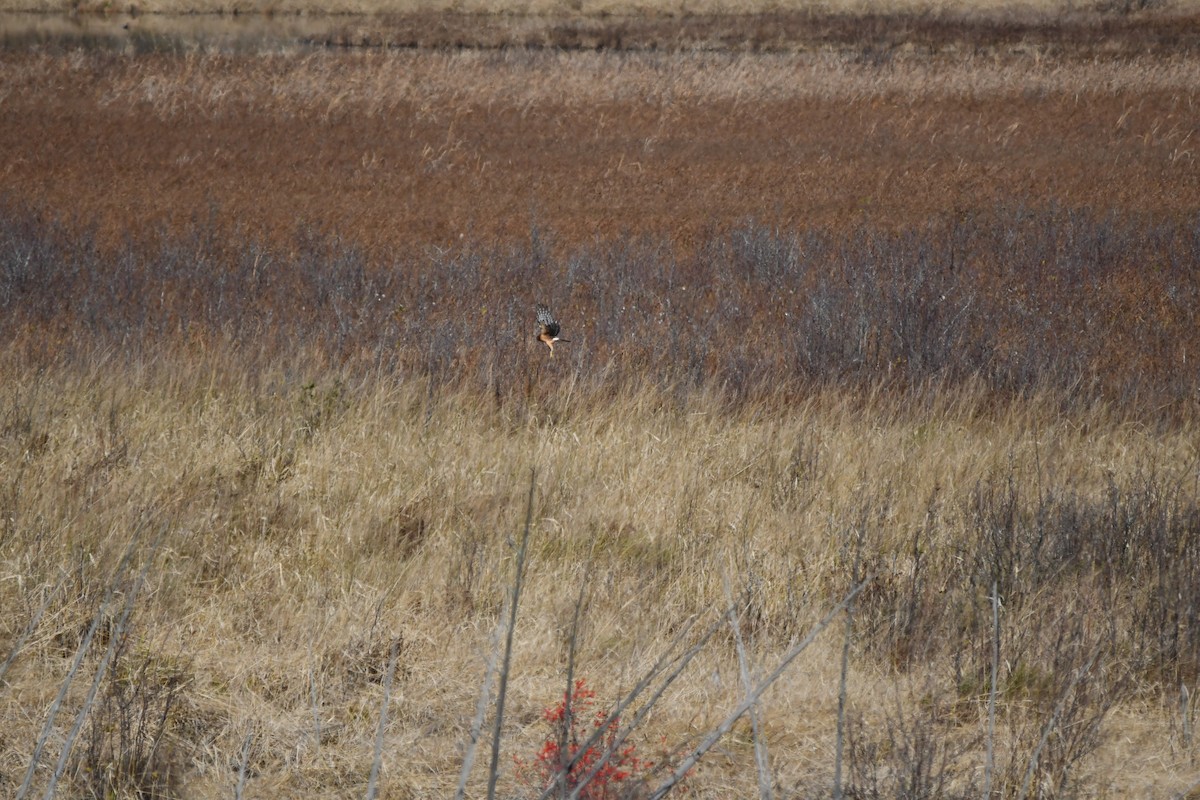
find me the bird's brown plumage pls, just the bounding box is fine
[534,303,568,356]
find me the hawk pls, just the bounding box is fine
[535,304,569,356]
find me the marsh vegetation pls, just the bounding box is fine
[2,5,1199,797]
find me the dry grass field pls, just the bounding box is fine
[4,10,1200,253]
[2,6,1200,799]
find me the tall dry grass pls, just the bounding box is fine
[0,211,1198,796]
[4,44,1200,250]
[1,340,1198,797]
[2,21,1200,797]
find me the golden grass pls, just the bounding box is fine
[2,347,1198,796]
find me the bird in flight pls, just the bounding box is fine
[534,304,569,356]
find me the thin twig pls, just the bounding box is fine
[557,575,589,799]
[234,730,256,800]
[455,613,506,800]
[0,573,66,688]
[1182,683,1193,751]
[648,576,873,800]
[557,612,726,800]
[833,609,851,800]
[833,528,862,800]
[1016,646,1103,800]
[486,468,537,800]
[308,640,322,760]
[16,522,148,800]
[1171,775,1200,800]
[365,639,400,800]
[541,609,723,800]
[42,525,165,800]
[984,581,1000,800]
[724,572,771,800]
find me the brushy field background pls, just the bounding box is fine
[2,5,1200,798]
[0,0,1151,19]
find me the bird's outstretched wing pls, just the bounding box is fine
[535,303,561,338]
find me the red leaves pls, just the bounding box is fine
[515,679,652,800]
